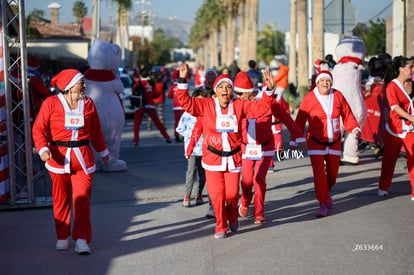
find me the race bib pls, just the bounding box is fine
[332,118,341,134]
[216,115,238,133]
[245,144,262,160]
[65,111,84,130]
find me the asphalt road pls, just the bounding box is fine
[1,94,413,274]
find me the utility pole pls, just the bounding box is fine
[135,0,152,64]
[403,0,407,56]
[91,0,100,42]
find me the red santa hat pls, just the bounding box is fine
[234,71,254,93]
[51,69,84,92]
[213,74,233,92]
[315,70,333,84]
[28,56,40,72]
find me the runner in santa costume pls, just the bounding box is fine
[176,64,276,238]
[32,69,109,254]
[235,72,305,224]
[293,71,361,217]
[132,69,171,145]
[378,56,414,199]
[27,56,50,117]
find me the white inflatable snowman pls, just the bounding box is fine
[332,35,367,165]
[84,39,127,172]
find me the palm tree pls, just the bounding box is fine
[112,0,132,67]
[288,0,297,86]
[312,0,324,71]
[72,1,88,25]
[246,0,258,68]
[297,0,308,91]
[238,1,247,70]
[225,0,241,67]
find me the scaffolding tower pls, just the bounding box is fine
[1,0,34,206]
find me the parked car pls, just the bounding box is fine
[119,73,135,117]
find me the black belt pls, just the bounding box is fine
[272,121,282,125]
[242,140,270,146]
[207,145,241,157]
[310,135,341,147]
[51,140,89,147]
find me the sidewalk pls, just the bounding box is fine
[1,110,414,274]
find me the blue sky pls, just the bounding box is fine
[26,0,393,32]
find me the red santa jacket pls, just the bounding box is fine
[153,82,165,104]
[294,88,360,155]
[176,82,274,172]
[241,93,305,158]
[271,95,290,135]
[386,79,414,138]
[29,75,50,115]
[32,94,108,174]
[167,82,184,110]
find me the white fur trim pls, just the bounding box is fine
[214,78,233,92]
[316,72,332,84]
[308,148,341,156]
[64,73,83,91]
[177,83,188,90]
[98,149,109,158]
[38,147,50,156]
[265,87,276,96]
[234,86,254,93]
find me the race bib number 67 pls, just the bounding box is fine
[65,112,85,130]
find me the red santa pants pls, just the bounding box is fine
[133,108,170,143]
[173,109,185,137]
[49,170,93,243]
[309,154,340,203]
[241,156,272,218]
[379,131,414,194]
[205,170,240,233]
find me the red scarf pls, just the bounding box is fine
[337,56,363,65]
[84,69,116,82]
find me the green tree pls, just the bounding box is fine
[352,22,369,38]
[26,9,45,38]
[132,29,184,65]
[72,1,87,24]
[30,9,45,18]
[257,23,285,64]
[361,19,386,56]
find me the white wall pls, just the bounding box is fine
[392,0,404,56]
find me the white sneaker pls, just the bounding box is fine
[75,239,91,255]
[378,189,388,197]
[56,237,69,250]
[411,196,414,201]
